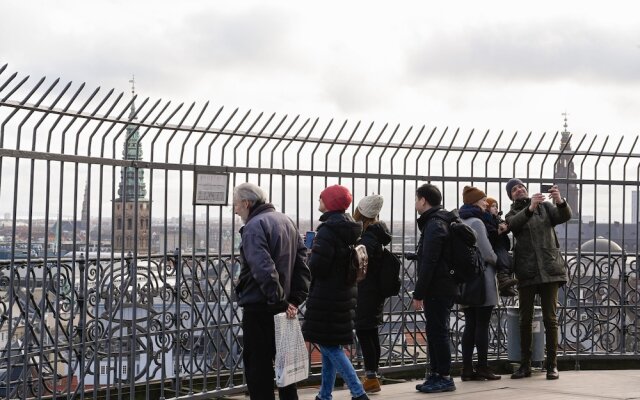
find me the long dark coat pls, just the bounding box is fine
[302,211,363,346]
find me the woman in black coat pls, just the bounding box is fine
[353,194,391,394]
[302,185,368,400]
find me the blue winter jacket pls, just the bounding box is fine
[236,203,311,312]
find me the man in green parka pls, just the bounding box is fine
[505,179,571,381]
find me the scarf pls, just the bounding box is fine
[458,204,494,234]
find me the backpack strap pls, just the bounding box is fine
[424,210,456,227]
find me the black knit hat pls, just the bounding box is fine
[506,178,525,200]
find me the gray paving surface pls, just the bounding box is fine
[228,370,640,399]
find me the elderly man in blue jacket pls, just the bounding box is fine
[233,183,311,400]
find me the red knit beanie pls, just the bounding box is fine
[320,185,352,212]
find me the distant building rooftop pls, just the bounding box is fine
[580,236,623,254]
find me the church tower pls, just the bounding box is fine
[113,76,150,254]
[81,180,89,232]
[553,113,580,219]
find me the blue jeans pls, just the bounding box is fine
[317,345,365,400]
[423,296,454,376]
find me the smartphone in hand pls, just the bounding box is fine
[304,231,316,249]
[540,183,554,193]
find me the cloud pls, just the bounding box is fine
[180,6,292,69]
[0,2,296,100]
[1,1,639,140]
[407,20,640,84]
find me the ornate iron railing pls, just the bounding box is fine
[0,251,637,399]
[1,63,639,398]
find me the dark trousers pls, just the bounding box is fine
[423,296,454,376]
[495,246,513,274]
[242,307,298,400]
[517,282,559,368]
[461,306,494,368]
[355,327,380,374]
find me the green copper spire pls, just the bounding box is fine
[117,76,147,201]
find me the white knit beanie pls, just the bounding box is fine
[357,194,384,218]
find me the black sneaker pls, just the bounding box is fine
[420,375,456,393]
[415,374,438,391]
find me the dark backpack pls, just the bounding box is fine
[445,219,485,284]
[378,247,402,298]
[431,210,484,284]
[346,244,368,285]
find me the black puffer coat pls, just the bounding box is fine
[354,221,392,330]
[302,211,363,346]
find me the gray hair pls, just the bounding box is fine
[233,182,267,206]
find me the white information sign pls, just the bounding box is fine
[193,173,229,205]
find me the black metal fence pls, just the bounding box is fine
[0,63,639,399]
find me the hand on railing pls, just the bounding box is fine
[404,252,418,261]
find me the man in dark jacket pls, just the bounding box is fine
[412,184,459,394]
[505,179,571,381]
[233,183,311,400]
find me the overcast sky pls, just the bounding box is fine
[2,0,640,139]
[2,0,640,224]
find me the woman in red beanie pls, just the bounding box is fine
[302,185,369,400]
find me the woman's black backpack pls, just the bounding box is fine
[378,247,402,298]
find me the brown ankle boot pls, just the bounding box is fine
[361,376,381,393]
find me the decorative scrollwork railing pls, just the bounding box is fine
[0,252,639,398]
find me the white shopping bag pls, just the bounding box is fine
[274,312,309,387]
